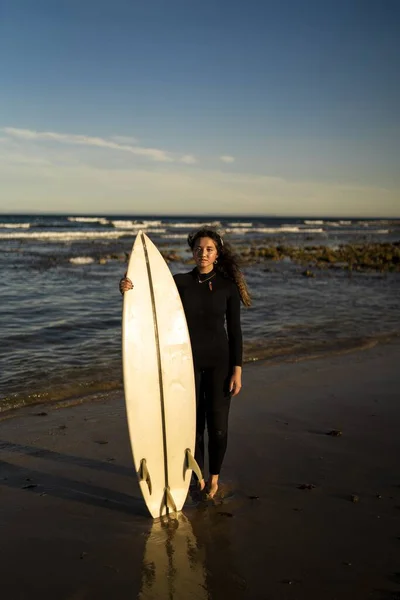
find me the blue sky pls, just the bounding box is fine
[1,0,399,216]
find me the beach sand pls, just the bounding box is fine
[1,341,400,600]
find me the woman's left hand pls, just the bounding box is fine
[229,367,242,397]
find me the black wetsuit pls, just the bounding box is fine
[174,268,242,474]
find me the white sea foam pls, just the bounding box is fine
[68,216,109,225]
[357,220,393,227]
[258,227,325,234]
[226,226,325,235]
[0,222,31,229]
[304,220,324,225]
[332,229,390,235]
[328,221,353,227]
[0,230,133,241]
[111,220,143,229]
[225,228,252,234]
[69,256,95,265]
[168,222,204,228]
[144,220,163,227]
[162,233,188,239]
[111,220,163,229]
[167,221,222,229]
[227,222,253,227]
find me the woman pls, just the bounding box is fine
[119,228,250,498]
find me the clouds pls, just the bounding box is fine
[180,154,198,165]
[1,125,398,217]
[1,143,398,217]
[2,127,239,168]
[3,127,177,163]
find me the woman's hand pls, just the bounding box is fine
[119,274,133,295]
[229,366,242,397]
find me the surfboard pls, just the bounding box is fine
[122,231,202,518]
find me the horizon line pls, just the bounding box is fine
[0,212,399,220]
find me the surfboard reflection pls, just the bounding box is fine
[139,502,246,600]
[139,513,208,600]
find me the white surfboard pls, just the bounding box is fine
[122,231,202,518]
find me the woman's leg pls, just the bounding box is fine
[203,363,231,497]
[193,367,206,489]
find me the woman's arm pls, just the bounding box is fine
[226,285,243,397]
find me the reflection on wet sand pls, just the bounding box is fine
[139,512,208,599]
[139,493,246,599]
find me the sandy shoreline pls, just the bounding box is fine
[1,341,400,599]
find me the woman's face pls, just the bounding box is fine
[193,236,218,271]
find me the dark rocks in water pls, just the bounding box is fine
[302,269,315,277]
[327,429,342,437]
[111,239,400,272]
[235,242,400,272]
[161,251,182,263]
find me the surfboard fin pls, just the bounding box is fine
[164,487,177,513]
[139,459,152,495]
[185,448,203,482]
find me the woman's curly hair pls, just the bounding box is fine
[187,227,251,307]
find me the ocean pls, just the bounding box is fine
[1,214,399,412]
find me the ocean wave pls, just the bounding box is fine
[328,221,353,227]
[223,226,326,235]
[162,233,188,239]
[167,221,222,229]
[0,222,31,229]
[68,216,109,225]
[168,222,206,228]
[356,220,393,227]
[304,220,324,225]
[225,227,252,234]
[0,230,133,241]
[259,227,325,234]
[69,256,95,265]
[227,222,253,227]
[111,220,144,229]
[111,219,164,229]
[330,229,390,235]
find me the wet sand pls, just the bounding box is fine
[1,341,400,600]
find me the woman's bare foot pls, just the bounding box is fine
[207,474,219,498]
[199,478,206,491]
